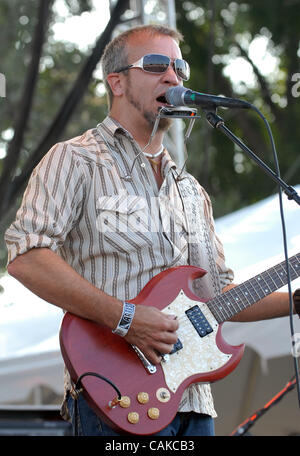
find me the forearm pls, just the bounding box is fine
[7,247,179,364]
[7,248,122,330]
[223,284,293,322]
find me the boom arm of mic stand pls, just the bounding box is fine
[203,109,300,206]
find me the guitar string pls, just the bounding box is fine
[168,254,300,326]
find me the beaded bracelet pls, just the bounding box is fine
[112,301,136,336]
[293,289,300,318]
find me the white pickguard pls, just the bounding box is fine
[161,290,231,393]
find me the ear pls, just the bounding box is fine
[106,73,125,97]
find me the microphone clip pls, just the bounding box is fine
[202,108,225,129]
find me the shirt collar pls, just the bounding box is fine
[97,116,133,149]
[98,116,183,175]
[161,148,183,177]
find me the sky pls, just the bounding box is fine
[52,0,279,90]
[52,0,111,51]
[0,0,280,159]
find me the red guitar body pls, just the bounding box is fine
[60,266,244,435]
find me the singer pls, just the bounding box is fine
[5,24,295,437]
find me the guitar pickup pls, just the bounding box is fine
[170,338,183,355]
[185,305,213,337]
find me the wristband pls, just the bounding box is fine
[112,301,135,336]
[293,289,300,318]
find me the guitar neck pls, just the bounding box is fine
[207,253,300,323]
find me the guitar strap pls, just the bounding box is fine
[172,170,222,300]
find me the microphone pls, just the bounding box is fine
[165,86,251,110]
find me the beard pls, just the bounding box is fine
[125,78,172,132]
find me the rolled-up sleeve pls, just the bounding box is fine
[5,142,86,263]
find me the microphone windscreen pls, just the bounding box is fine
[165,86,188,106]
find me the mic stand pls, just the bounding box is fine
[203,109,300,206]
[204,108,300,409]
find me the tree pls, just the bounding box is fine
[176,0,300,215]
[0,0,129,269]
[1,0,299,269]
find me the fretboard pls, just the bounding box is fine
[207,253,300,323]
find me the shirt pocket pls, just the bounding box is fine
[95,193,154,252]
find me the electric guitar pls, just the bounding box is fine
[60,253,300,435]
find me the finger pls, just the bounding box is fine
[158,330,178,345]
[155,342,176,355]
[165,319,179,332]
[166,314,177,319]
[143,348,163,365]
[138,339,175,364]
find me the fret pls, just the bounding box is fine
[208,286,250,323]
[207,253,300,323]
[207,296,221,321]
[220,291,243,315]
[257,271,278,295]
[252,274,264,297]
[274,263,287,284]
[277,263,288,282]
[227,286,251,311]
[242,280,261,302]
[264,270,279,290]
[245,276,265,301]
[273,267,286,286]
[276,261,299,283]
[289,262,299,280]
[236,283,252,305]
[210,304,224,323]
[243,281,257,302]
[210,294,233,322]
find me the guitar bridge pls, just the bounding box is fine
[131,345,157,374]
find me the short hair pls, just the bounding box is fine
[101,24,184,109]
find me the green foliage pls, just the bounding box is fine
[0,0,299,271]
[0,0,107,155]
[0,0,108,270]
[176,0,300,215]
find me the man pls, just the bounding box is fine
[5,25,292,436]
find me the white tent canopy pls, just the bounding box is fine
[0,277,64,403]
[0,186,299,405]
[215,185,300,361]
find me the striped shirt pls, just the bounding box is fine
[5,116,234,420]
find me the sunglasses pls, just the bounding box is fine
[115,53,190,81]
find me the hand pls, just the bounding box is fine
[124,305,179,365]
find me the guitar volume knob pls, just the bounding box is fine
[119,396,131,408]
[137,392,149,404]
[148,407,160,420]
[127,412,139,424]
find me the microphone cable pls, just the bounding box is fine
[242,102,300,408]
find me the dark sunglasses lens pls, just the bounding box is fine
[143,54,170,73]
[175,59,190,81]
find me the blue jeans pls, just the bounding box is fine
[67,393,215,436]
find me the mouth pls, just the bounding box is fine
[156,94,167,103]
[156,94,170,105]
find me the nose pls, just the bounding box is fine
[161,63,181,85]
